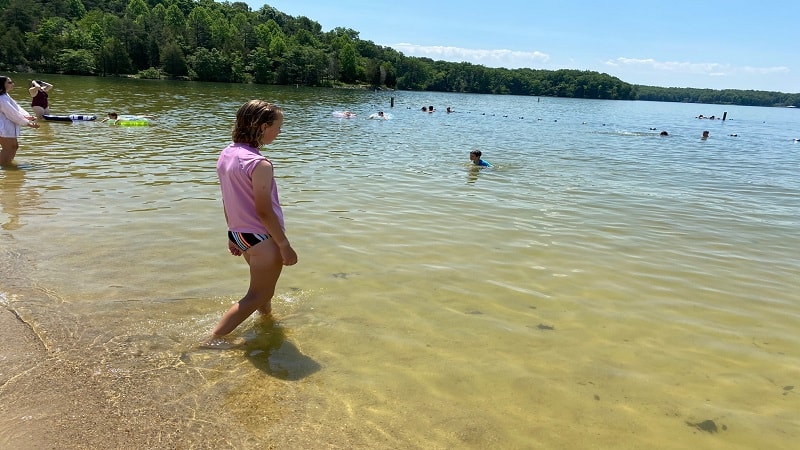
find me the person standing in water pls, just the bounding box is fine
[28,79,53,118]
[0,76,39,167]
[205,100,298,347]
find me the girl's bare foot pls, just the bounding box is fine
[200,334,245,349]
[257,302,272,316]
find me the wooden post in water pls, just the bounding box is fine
[722,111,727,121]
[390,97,394,108]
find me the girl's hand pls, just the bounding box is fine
[228,241,242,256]
[278,243,298,266]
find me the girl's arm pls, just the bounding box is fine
[252,160,297,265]
[28,81,52,96]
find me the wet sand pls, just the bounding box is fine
[0,288,238,449]
[0,287,354,450]
[0,308,45,390]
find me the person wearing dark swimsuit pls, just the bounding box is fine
[29,79,53,118]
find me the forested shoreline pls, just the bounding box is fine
[1,0,798,107]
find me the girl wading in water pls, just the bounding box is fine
[205,100,298,348]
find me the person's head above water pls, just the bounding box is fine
[470,150,483,163]
[470,149,492,167]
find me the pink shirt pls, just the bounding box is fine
[216,142,284,234]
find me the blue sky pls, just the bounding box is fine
[243,1,799,93]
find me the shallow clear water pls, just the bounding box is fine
[1,75,799,448]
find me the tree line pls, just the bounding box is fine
[634,85,799,108]
[1,0,797,107]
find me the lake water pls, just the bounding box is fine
[1,74,799,449]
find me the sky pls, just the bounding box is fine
[241,1,799,94]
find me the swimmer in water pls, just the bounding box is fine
[368,111,387,120]
[469,150,492,167]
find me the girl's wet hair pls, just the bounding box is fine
[232,100,282,147]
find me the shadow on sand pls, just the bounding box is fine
[241,317,321,381]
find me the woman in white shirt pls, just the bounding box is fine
[0,76,39,167]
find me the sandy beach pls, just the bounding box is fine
[0,285,222,449]
[0,307,45,391]
[0,285,343,449]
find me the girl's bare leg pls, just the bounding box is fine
[0,137,19,167]
[211,239,283,336]
[32,106,47,118]
[243,251,272,316]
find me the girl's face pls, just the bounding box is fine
[4,78,15,91]
[259,111,283,146]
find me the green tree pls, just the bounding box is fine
[119,14,148,70]
[58,48,96,74]
[0,27,27,68]
[381,61,397,87]
[397,57,433,90]
[164,3,186,42]
[338,42,357,83]
[97,37,132,75]
[190,47,231,82]
[207,8,232,50]
[2,0,39,34]
[250,47,274,84]
[229,51,246,83]
[186,6,212,49]
[65,0,87,20]
[292,28,319,48]
[268,34,287,58]
[230,12,254,55]
[254,19,282,49]
[161,40,187,77]
[124,0,149,24]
